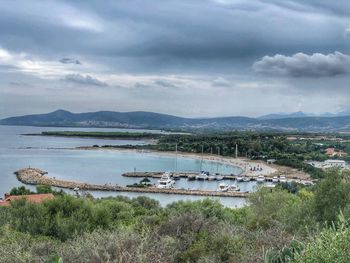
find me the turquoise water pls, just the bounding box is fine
[0,125,248,207]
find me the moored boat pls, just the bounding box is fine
[208,175,216,181]
[229,184,240,192]
[196,172,208,180]
[187,175,196,181]
[217,183,230,192]
[157,172,175,189]
[279,176,287,183]
[257,175,265,183]
[172,173,181,180]
[272,176,279,183]
[243,176,250,182]
[215,175,224,181]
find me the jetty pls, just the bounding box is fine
[122,172,236,180]
[14,168,249,198]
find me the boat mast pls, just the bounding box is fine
[199,145,204,172]
[216,146,220,173]
[175,143,178,174]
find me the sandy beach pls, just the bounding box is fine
[72,146,310,180]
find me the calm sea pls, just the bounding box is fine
[0,125,249,207]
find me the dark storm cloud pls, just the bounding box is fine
[1,0,350,118]
[0,0,349,74]
[253,52,350,78]
[59,58,82,65]
[64,74,107,87]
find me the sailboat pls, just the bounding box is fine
[196,145,209,180]
[172,144,180,180]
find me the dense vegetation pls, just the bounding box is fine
[122,132,344,179]
[1,169,350,262]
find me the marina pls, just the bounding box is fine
[122,171,313,184]
[14,168,249,198]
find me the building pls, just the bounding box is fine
[0,193,54,207]
[325,148,347,157]
[266,159,276,164]
[323,159,347,169]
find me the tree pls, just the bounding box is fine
[313,169,350,224]
[36,185,53,194]
[9,186,33,196]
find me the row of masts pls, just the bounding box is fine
[173,143,238,174]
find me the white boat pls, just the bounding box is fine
[243,176,250,182]
[272,176,279,183]
[208,175,216,181]
[257,175,265,183]
[229,184,240,192]
[217,183,230,192]
[279,176,287,183]
[236,175,243,182]
[196,172,208,180]
[215,175,224,181]
[157,172,175,189]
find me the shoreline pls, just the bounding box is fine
[71,146,309,180]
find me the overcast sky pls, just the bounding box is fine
[1,0,350,118]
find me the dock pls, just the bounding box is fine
[14,168,249,198]
[122,171,309,182]
[122,172,236,180]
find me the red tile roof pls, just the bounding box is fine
[325,148,335,155]
[0,193,54,207]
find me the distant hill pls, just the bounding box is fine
[258,111,311,120]
[259,110,350,119]
[2,109,350,132]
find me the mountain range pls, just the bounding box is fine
[258,111,350,120]
[2,109,350,132]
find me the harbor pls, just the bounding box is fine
[14,168,249,198]
[122,171,315,184]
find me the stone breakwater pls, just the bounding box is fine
[14,168,249,198]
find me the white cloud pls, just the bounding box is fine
[253,52,350,78]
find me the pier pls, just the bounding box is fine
[14,168,249,198]
[122,171,311,183]
[122,171,236,180]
